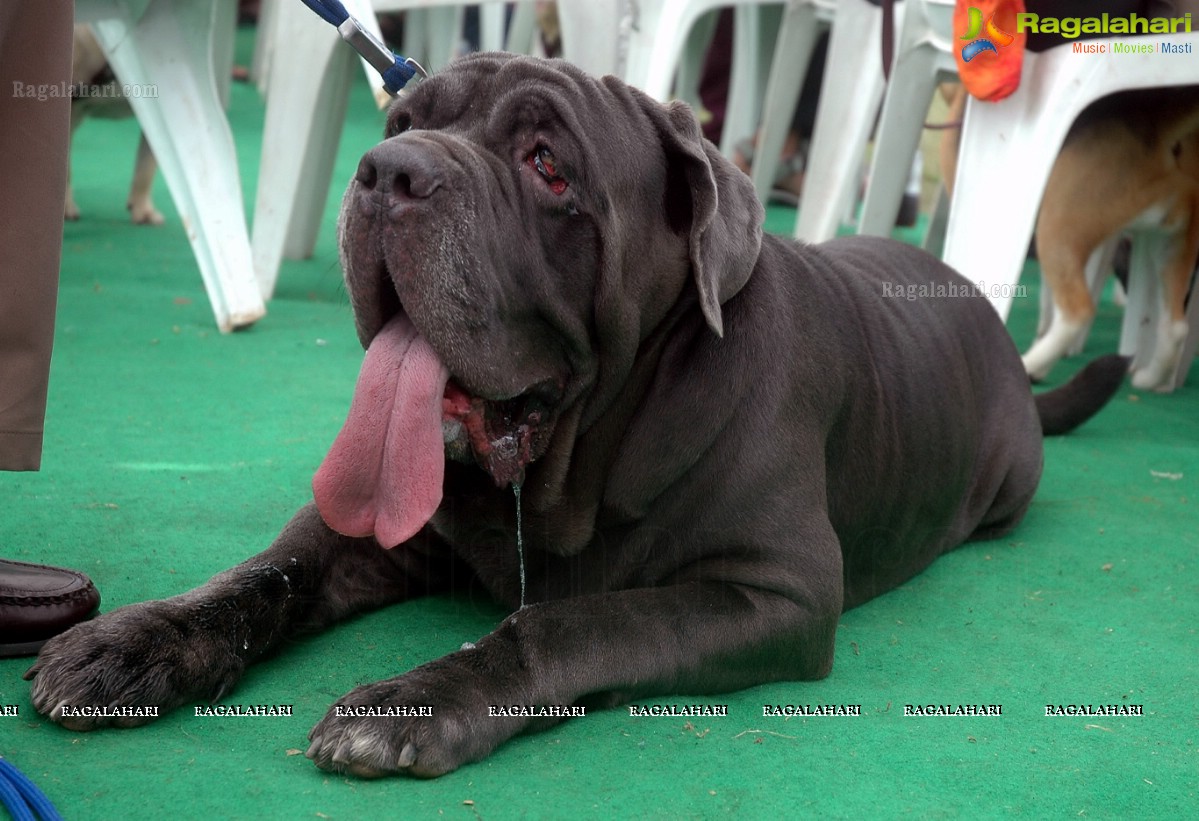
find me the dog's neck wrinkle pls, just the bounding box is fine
[521,306,684,552]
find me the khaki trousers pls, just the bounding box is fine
[0,0,73,470]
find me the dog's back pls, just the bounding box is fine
[1064,87,1199,157]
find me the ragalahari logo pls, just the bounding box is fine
[960,6,1015,62]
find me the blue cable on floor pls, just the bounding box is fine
[0,757,62,821]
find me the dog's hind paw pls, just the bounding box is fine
[1131,319,1187,393]
[129,199,165,226]
[1131,364,1175,393]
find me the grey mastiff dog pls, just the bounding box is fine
[27,54,1126,777]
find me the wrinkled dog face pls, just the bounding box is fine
[340,60,580,485]
[336,55,708,488]
[323,54,762,552]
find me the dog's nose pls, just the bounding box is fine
[355,140,444,206]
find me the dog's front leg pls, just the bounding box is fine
[307,533,843,778]
[26,503,449,729]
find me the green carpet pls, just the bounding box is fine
[2,28,1197,820]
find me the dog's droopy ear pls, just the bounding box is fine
[653,100,764,337]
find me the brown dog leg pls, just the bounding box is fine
[1022,239,1096,382]
[127,132,164,225]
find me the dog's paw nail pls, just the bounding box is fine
[304,738,322,761]
[332,740,356,765]
[398,742,417,768]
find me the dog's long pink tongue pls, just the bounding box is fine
[313,315,449,548]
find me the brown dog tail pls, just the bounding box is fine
[1035,354,1130,436]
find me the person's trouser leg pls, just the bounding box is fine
[0,0,74,471]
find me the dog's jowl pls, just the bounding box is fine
[27,54,1127,778]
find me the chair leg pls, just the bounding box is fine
[625,0,720,100]
[719,5,775,157]
[93,0,265,331]
[251,0,278,93]
[403,7,465,72]
[479,2,506,51]
[251,1,354,301]
[941,94,1065,322]
[750,1,822,203]
[211,0,236,108]
[674,10,720,113]
[557,0,627,76]
[923,184,949,257]
[1120,235,1164,372]
[794,0,887,242]
[505,1,538,54]
[857,46,942,237]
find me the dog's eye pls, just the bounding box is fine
[386,112,412,138]
[532,146,558,177]
[527,146,568,195]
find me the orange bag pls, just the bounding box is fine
[954,0,1027,102]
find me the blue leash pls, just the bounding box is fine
[297,0,427,95]
[0,758,63,821]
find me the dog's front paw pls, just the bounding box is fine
[307,660,517,778]
[25,600,244,730]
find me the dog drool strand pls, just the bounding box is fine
[513,481,527,610]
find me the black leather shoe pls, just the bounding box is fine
[0,559,100,658]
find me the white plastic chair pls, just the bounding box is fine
[401,2,511,81]
[555,0,629,76]
[251,1,514,301]
[254,0,508,104]
[942,27,1199,390]
[749,0,836,204]
[856,0,954,236]
[620,0,779,156]
[791,0,892,242]
[80,0,265,332]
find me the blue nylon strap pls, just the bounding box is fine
[381,60,418,94]
[298,0,349,27]
[297,0,424,95]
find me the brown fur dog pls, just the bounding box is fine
[941,85,1199,392]
[1023,88,1199,391]
[67,25,163,225]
